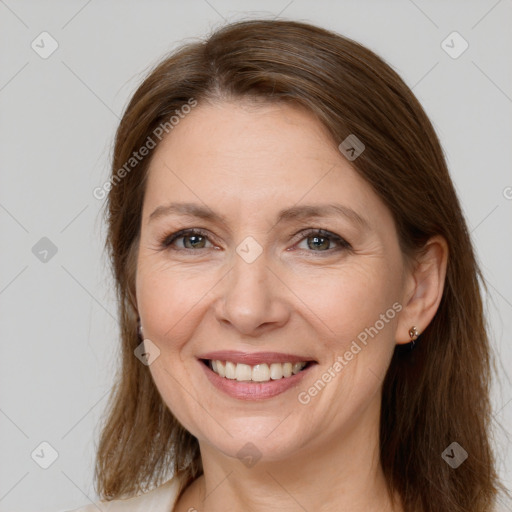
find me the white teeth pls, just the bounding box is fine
[216,360,226,377]
[269,363,283,380]
[209,360,308,382]
[252,364,270,382]
[283,362,292,378]
[225,361,236,379]
[235,363,252,381]
[292,362,305,375]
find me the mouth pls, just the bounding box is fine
[201,359,313,382]
[197,351,318,400]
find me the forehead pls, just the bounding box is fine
[142,100,385,226]
[151,100,338,171]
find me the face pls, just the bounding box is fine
[135,100,409,463]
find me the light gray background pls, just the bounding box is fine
[1,1,511,511]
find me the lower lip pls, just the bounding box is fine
[199,360,314,400]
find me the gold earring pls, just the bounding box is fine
[408,326,420,340]
[408,326,420,348]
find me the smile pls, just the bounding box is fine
[206,360,309,382]
[197,351,317,400]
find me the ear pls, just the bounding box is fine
[396,235,449,345]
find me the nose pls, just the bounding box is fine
[213,248,291,337]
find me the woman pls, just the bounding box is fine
[70,19,504,512]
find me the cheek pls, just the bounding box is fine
[290,264,402,428]
[136,264,217,436]
[146,356,205,439]
[136,262,218,349]
[291,259,402,344]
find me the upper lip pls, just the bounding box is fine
[198,350,316,366]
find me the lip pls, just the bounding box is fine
[199,359,315,400]
[197,350,316,366]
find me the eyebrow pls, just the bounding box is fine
[148,202,370,229]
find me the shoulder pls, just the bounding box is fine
[64,476,182,512]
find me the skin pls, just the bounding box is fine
[135,100,448,512]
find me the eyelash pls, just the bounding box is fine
[158,228,352,255]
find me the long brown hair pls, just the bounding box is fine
[96,19,503,511]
